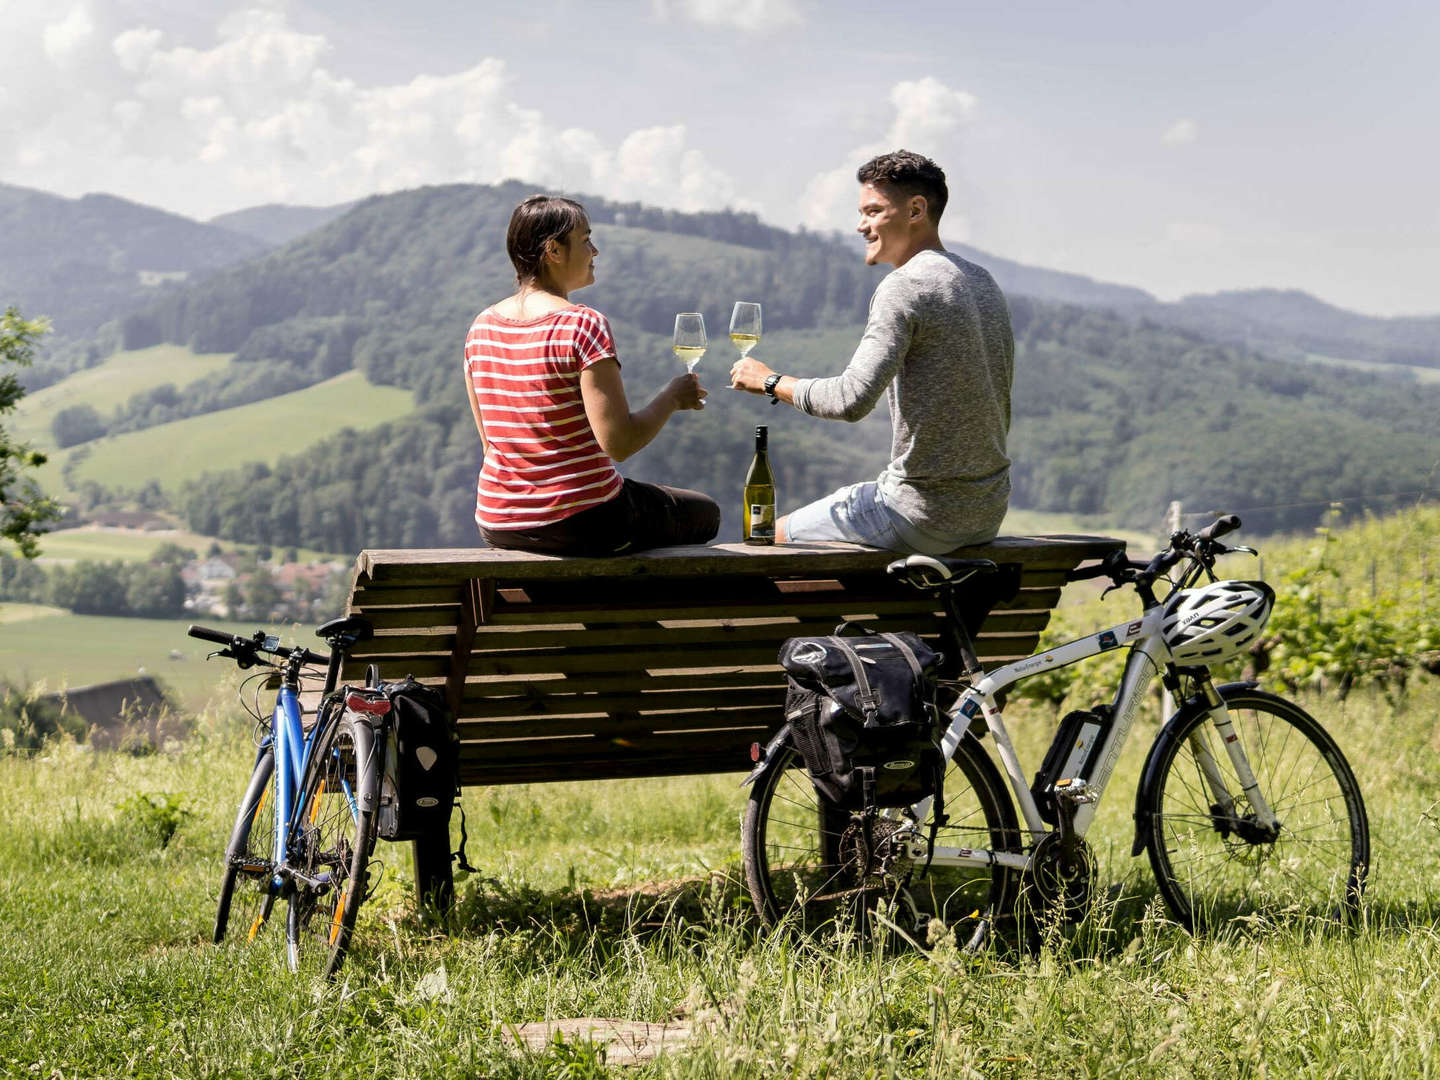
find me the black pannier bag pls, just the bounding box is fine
[778,631,944,811]
[363,677,460,843]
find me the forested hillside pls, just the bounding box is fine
[0,183,266,348]
[25,181,1440,548]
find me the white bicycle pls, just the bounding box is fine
[742,515,1370,940]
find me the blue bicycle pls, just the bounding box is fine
[192,615,378,977]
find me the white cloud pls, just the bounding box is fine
[0,4,746,220]
[1162,118,1197,146]
[43,6,95,64]
[799,76,977,232]
[652,0,804,32]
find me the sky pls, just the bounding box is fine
[2,0,1438,316]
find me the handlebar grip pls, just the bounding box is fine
[300,648,329,667]
[187,624,237,646]
[1066,562,1112,582]
[1198,514,1242,542]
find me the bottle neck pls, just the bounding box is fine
[754,426,768,453]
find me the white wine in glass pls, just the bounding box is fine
[673,312,707,372]
[730,301,762,359]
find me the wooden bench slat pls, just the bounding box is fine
[348,610,1053,657]
[354,537,1122,586]
[457,704,782,740]
[457,685,787,719]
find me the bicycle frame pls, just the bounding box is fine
[268,680,318,889]
[920,603,1275,873]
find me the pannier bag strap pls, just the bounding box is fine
[825,636,880,724]
[878,632,924,679]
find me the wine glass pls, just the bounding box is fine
[730,301,762,359]
[673,313,707,372]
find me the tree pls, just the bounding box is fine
[51,404,106,448]
[1,307,62,557]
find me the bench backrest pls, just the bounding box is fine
[342,537,1123,787]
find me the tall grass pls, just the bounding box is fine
[6,508,1440,1076]
[4,674,1440,1077]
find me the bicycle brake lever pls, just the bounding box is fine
[1100,583,1122,601]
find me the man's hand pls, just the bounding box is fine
[729,356,774,394]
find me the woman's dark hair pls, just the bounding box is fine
[857,150,948,222]
[506,195,588,285]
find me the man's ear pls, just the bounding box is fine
[909,194,929,222]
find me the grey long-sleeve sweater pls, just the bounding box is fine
[792,248,1014,543]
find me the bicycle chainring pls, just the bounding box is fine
[1023,832,1096,923]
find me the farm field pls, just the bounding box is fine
[0,612,308,712]
[10,343,233,450]
[30,524,342,565]
[41,370,414,497]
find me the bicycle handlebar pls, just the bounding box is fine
[187,624,328,668]
[1065,514,1248,590]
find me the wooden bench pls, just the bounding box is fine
[340,535,1125,907]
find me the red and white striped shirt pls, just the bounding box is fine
[464,304,624,531]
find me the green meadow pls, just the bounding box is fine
[40,370,413,497]
[3,509,1440,1076]
[10,344,233,451]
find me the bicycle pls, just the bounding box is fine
[741,515,1370,942]
[194,614,380,977]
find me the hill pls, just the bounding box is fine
[208,202,356,246]
[18,181,1440,548]
[1162,288,1440,370]
[0,182,267,343]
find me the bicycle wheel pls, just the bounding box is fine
[286,712,379,977]
[214,746,279,945]
[1143,688,1368,932]
[743,735,1019,945]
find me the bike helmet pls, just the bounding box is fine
[1160,579,1274,664]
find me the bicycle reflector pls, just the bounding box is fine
[345,693,392,716]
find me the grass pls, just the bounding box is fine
[1,679,1438,1077]
[5,508,1440,1076]
[0,602,67,624]
[0,612,311,712]
[44,370,413,497]
[29,524,342,566]
[10,344,233,451]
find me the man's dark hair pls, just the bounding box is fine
[857,150,948,222]
[506,195,588,285]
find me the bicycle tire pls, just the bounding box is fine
[1142,688,1369,932]
[214,746,279,945]
[742,735,1020,945]
[285,712,379,977]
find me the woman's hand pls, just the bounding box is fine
[729,356,774,395]
[667,372,708,411]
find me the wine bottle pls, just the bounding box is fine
[743,426,776,544]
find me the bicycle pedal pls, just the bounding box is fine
[1053,778,1099,805]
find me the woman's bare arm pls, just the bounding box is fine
[580,359,706,462]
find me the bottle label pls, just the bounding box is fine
[749,502,775,541]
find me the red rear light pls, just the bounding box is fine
[750,741,762,762]
[346,693,391,716]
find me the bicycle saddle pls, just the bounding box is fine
[886,555,999,590]
[315,614,374,647]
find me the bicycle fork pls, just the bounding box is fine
[1169,675,1279,842]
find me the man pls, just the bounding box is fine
[730,150,1014,553]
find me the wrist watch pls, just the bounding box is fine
[762,372,783,404]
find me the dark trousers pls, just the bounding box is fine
[480,479,720,557]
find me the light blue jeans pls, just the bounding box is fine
[785,481,986,554]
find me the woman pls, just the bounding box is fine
[464,195,720,556]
